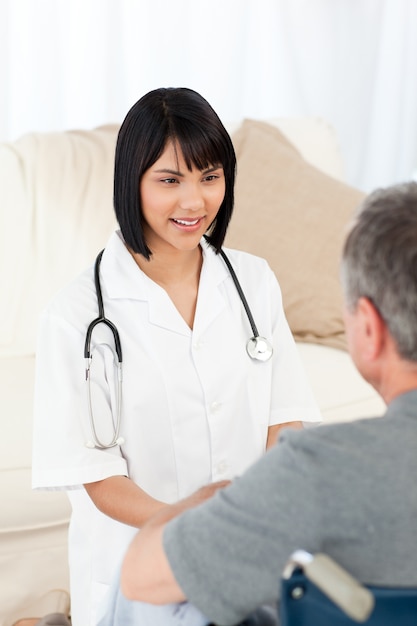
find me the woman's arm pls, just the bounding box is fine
[84,424,300,526]
[84,475,167,527]
[266,421,303,449]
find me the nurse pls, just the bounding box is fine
[32,87,321,626]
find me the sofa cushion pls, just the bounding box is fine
[0,356,35,469]
[296,342,385,423]
[0,468,71,530]
[0,125,119,357]
[227,119,365,350]
[0,467,70,626]
[226,117,346,182]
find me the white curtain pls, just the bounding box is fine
[1,0,416,192]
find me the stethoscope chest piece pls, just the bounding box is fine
[246,336,273,362]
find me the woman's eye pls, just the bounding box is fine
[203,174,219,182]
[161,178,178,184]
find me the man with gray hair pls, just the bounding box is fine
[99,182,417,626]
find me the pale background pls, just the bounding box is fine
[1,0,417,192]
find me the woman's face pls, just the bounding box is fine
[139,140,225,255]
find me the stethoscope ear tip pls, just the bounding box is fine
[85,441,96,449]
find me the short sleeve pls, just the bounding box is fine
[32,309,128,490]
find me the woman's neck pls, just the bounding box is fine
[130,245,202,286]
[129,245,203,329]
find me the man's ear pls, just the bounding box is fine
[357,297,386,360]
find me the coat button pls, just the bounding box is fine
[216,461,228,474]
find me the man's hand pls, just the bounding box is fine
[121,479,231,603]
[164,480,231,517]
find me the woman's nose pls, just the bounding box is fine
[178,183,205,211]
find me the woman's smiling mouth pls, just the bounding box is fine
[171,217,203,228]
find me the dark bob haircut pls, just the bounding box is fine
[114,87,237,258]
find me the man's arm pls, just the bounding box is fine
[120,480,230,603]
[119,431,322,626]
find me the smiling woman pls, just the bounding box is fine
[31,87,322,626]
[113,88,236,259]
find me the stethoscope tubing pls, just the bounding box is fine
[218,247,260,340]
[84,249,124,449]
[84,249,122,363]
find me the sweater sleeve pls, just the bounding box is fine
[163,429,323,625]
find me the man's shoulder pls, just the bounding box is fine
[276,416,387,466]
[283,417,378,443]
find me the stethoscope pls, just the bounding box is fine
[84,241,273,449]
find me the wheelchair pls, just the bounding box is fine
[234,550,417,626]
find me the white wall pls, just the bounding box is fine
[1,0,417,192]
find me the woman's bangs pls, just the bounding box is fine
[174,131,226,172]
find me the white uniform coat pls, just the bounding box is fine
[32,231,321,626]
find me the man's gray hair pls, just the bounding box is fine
[341,181,417,361]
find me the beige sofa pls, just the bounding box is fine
[0,118,385,625]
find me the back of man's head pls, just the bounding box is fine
[341,181,417,362]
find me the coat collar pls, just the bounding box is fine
[100,231,150,301]
[99,231,230,336]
